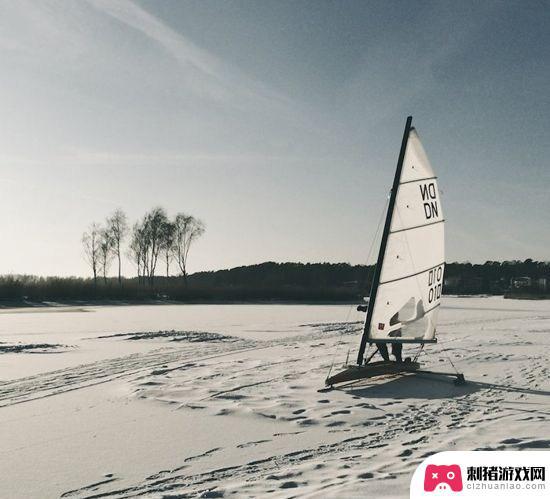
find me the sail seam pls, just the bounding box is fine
[399,176,437,186]
[390,219,445,234]
[379,261,445,285]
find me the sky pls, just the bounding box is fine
[0,0,549,277]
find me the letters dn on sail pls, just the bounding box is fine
[428,266,443,303]
[420,182,438,219]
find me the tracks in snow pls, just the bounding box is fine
[68,378,501,498]
[0,339,259,408]
[0,321,361,409]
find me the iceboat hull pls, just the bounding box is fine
[325,360,420,386]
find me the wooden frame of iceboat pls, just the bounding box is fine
[325,116,465,389]
[325,359,466,388]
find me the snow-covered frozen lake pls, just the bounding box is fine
[0,303,360,379]
[1,296,549,498]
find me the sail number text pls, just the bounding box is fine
[428,265,443,303]
[419,182,439,220]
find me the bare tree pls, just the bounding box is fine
[173,213,205,284]
[160,220,176,277]
[107,209,128,285]
[98,228,115,284]
[143,207,168,286]
[124,208,202,286]
[82,223,101,286]
[128,222,143,284]
[127,208,169,286]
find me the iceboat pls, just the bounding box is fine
[326,116,465,388]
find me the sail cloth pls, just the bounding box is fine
[367,128,445,342]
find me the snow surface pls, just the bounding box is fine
[1,297,549,498]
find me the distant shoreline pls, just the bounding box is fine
[2,260,549,304]
[3,293,547,311]
[0,299,364,310]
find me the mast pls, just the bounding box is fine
[356,116,413,364]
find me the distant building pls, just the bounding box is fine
[511,276,532,289]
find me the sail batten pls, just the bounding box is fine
[389,219,444,235]
[357,117,445,361]
[399,176,438,186]
[379,261,446,285]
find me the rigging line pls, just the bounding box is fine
[366,196,390,266]
[413,343,425,362]
[327,193,389,379]
[326,304,355,380]
[357,195,390,293]
[435,336,461,375]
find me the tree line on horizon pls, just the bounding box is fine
[189,259,550,297]
[82,207,205,286]
[0,260,549,304]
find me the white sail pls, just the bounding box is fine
[367,127,444,342]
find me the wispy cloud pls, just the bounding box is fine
[87,0,296,117]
